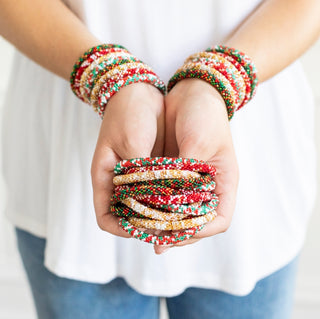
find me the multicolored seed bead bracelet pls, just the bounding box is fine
[119,198,187,221]
[137,191,213,205]
[120,219,204,246]
[128,210,217,231]
[111,157,219,245]
[210,45,258,100]
[114,157,216,175]
[113,169,201,186]
[70,44,166,118]
[167,45,258,120]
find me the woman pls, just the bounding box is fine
[1,0,319,318]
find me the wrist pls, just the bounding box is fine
[168,78,229,120]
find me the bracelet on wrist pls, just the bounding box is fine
[70,44,166,118]
[167,45,258,120]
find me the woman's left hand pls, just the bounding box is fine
[154,78,239,254]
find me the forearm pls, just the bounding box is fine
[222,0,320,82]
[0,0,100,80]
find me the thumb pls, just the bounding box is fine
[91,146,131,238]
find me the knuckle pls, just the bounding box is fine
[220,226,229,234]
[220,220,231,233]
[91,155,115,181]
[90,160,104,182]
[96,217,107,232]
[96,219,104,231]
[122,135,152,157]
[90,161,98,178]
[179,134,208,155]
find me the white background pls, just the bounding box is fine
[0,37,319,318]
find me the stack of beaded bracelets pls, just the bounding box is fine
[167,45,258,120]
[70,44,166,118]
[111,157,219,245]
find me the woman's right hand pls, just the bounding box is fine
[91,83,165,237]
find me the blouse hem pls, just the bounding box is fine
[5,209,47,238]
[44,240,303,297]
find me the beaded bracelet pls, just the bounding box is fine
[70,44,166,118]
[210,45,258,99]
[184,52,246,107]
[167,45,258,119]
[112,176,216,201]
[128,210,217,231]
[111,203,145,218]
[119,218,204,246]
[114,157,216,175]
[72,48,132,101]
[73,48,131,99]
[120,198,188,221]
[90,64,159,112]
[138,175,216,192]
[92,61,156,99]
[137,192,213,206]
[113,185,186,200]
[70,44,126,96]
[168,62,238,119]
[111,196,218,220]
[111,203,183,221]
[155,197,219,215]
[97,73,166,118]
[79,53,142,103]
[113,187,213,206]
[121,197,217,220]
[94,63,159,103]
[215,52,252,110]
[121,162,216,179]
[113,169,201,186]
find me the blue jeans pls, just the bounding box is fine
[16,228,299,319]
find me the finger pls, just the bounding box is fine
[91,146,131,238]
[154,236,201,252]
[192,186,238,239]
[164,97,179,157]
[170,237,201,247]
[151,101,165,157]
[154,244,172,255]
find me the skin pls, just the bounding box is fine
[1,0,320,254]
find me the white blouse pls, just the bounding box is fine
[1,0,317,296]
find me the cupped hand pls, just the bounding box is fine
[154,78,239,254]
[91,83,165,238]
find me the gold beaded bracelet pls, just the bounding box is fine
[113,170,201,186]
[128,210,217,231]
[121,198,189,221]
